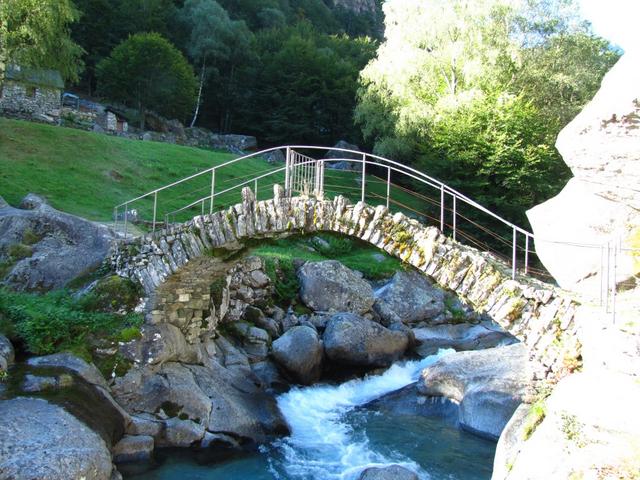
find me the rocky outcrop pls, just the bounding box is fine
[418,343,528,439]
[373,270,444,325]
[0,193,114,291]
[272,325,324,385]
[324,140,363,171]
[112,357,288,447]
[0,397,114,479]
[112,435,154,463]
[0,335,14,373]
[298,260,374,314]
[358,465,419,480]
[527,52,640,294]
[492,371,640,480]
[323,313,408,367]
[413,321,516,357]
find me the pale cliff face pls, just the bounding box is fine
[526,52,640,294]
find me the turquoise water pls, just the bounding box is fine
[123,353,496,480]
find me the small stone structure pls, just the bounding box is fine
[0,65,63,120]
[112,186,581,383]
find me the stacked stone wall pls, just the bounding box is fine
[0,81,61,118]
[111,186,581,383]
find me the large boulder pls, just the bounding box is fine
[272,325,323,385]
[298,260,374,314]
[0,193,115,291]
[358,465,419,480]
[112,358,288,447]
[0,397,114,479]
[493,372,640,480]
[323,313,409,367]
[526,52,640,294]
[325,140,363,171]
[413,321,516,357]
[27,352,109,389]
[418,343,528,439]
[119,323,197,366]
[373,270,445,325]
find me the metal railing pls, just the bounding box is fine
[113,145,636,320]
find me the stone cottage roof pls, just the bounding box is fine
[5,65,64,90]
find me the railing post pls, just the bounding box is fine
[605,242,611,313]
[209,169,215,214]
[114,206,118,232]
[152,191,158,232]
[511,227,517,280]
[285,147,291,196]
[386,167,391,209]
[320,160,325,195]
[599,244,604,306]
[361,153,366,203]
[524,234,529,275]
[254,178,258,199]
[612,240,618,324]
[440,185,445,232]
[123,202,129,238]
[452,195,457,242]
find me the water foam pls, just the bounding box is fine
[272,350,453,480]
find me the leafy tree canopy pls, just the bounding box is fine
[96,33,197,128]
[355,0,619,225]
[0,0,84,83]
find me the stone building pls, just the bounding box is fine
[0,65,63,120]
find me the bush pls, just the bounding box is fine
[7,243,33,260]
[0,288,142,355]
[78,275,141,312]
[263,257,300,306]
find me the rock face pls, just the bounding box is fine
[112,435,154,463]
[112,358,288,447]
[272,325,323,385]
[298,260,374,314]
[0,193,114,291]
[418,343,528,439]
[324,140,363,171]
[323,313,409,367]
[526,52,640,293]
[373,270,444,325]
[358,465,419,480]
[493,372,640,480]
[0,397,114,479]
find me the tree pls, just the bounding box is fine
[355,0,617,225]
[96,33,197,128]
[0,0,83,86]
[177,0,252,127]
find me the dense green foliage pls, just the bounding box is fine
[356,0,619,226]
[96,33,197,127]
[0,287,142,356]
[0,0,84,83]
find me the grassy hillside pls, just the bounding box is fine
[0,117,436,227]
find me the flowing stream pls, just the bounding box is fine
[124,351,496,480]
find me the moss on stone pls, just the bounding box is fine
[209,276,227,306]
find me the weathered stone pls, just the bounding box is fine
[0,335,14,371]
[119,323,195,365]
[160,418,205,447]
[373,270,445,325]
[358,465,419,480]
[298,260,374,314]
[272,326,323,385]
[418,343,528,439]
[27,353,109,389]
[0,397,113,479]
[323,313,409,367]
[112,435,154,463]
[0,193,115,291]
[527,52,640,295]
[21,373,73,392]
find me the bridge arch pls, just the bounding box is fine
[112,185,579,381]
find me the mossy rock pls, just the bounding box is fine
[80,275,142,313]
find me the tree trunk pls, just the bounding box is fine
[190,58,206,128]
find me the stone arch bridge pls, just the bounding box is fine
[112,184,580,381]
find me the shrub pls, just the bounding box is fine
[7,243,33,260]
[263,257,300,306]
[78,275,141,312]
[0,287,142,355]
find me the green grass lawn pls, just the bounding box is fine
[0,117,438,227]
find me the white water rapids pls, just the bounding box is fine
[269,350,453,480]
